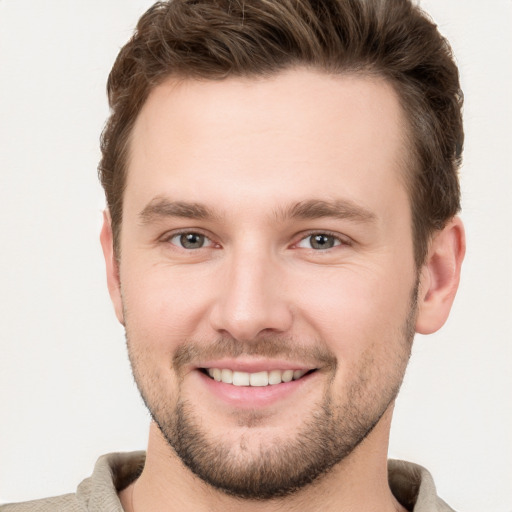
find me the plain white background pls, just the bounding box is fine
[0,1,510,510]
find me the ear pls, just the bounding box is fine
[100,210,125,325]
[416,217,465,334]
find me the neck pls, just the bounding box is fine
[119,408,406,512]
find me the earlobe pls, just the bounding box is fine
[100,210,125,325]
[415,217,465,334]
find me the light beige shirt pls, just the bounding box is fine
[1,452,455,511]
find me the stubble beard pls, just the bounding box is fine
[125,290,417,501]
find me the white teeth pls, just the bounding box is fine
[221,368,233,384]
[205,368,311,386]
[281,370,294,382]
[268,369,282,385]
[232,371,250,386]
[249,371,269,387]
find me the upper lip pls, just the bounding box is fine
[196,358,317,373]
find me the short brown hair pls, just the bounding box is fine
[99,0,463,267]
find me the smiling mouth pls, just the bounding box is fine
[201,368,316,387]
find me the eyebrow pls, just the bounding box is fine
[138,197,376,224]
[139,198,219,224]
[276,199,376,223]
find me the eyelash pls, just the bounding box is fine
[294,231,352,250]
[161,229,351,251]
[163,230,216,250]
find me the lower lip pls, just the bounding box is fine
[197,370,316,409]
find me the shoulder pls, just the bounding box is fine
[1,451,145,512]
[0,494,82,512]
[388,459,455,512]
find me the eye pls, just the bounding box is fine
[169,232,213,249]
[296,233,343,250]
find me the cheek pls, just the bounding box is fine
[293,264,415,353]
[120,262,215,348]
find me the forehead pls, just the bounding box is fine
[125,68,409,220]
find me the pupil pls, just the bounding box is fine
[311,234,334,249]
[181,233,204,249]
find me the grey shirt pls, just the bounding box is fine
[1,452,455,511]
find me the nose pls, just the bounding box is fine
[209,247,293,341]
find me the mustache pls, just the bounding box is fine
[172,336,337,372]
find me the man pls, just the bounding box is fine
[2,0,465,510]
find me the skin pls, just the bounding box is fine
[101,68,465,512]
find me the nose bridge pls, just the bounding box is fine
[210,241,292,340]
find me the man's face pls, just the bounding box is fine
[109,69,420,498]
